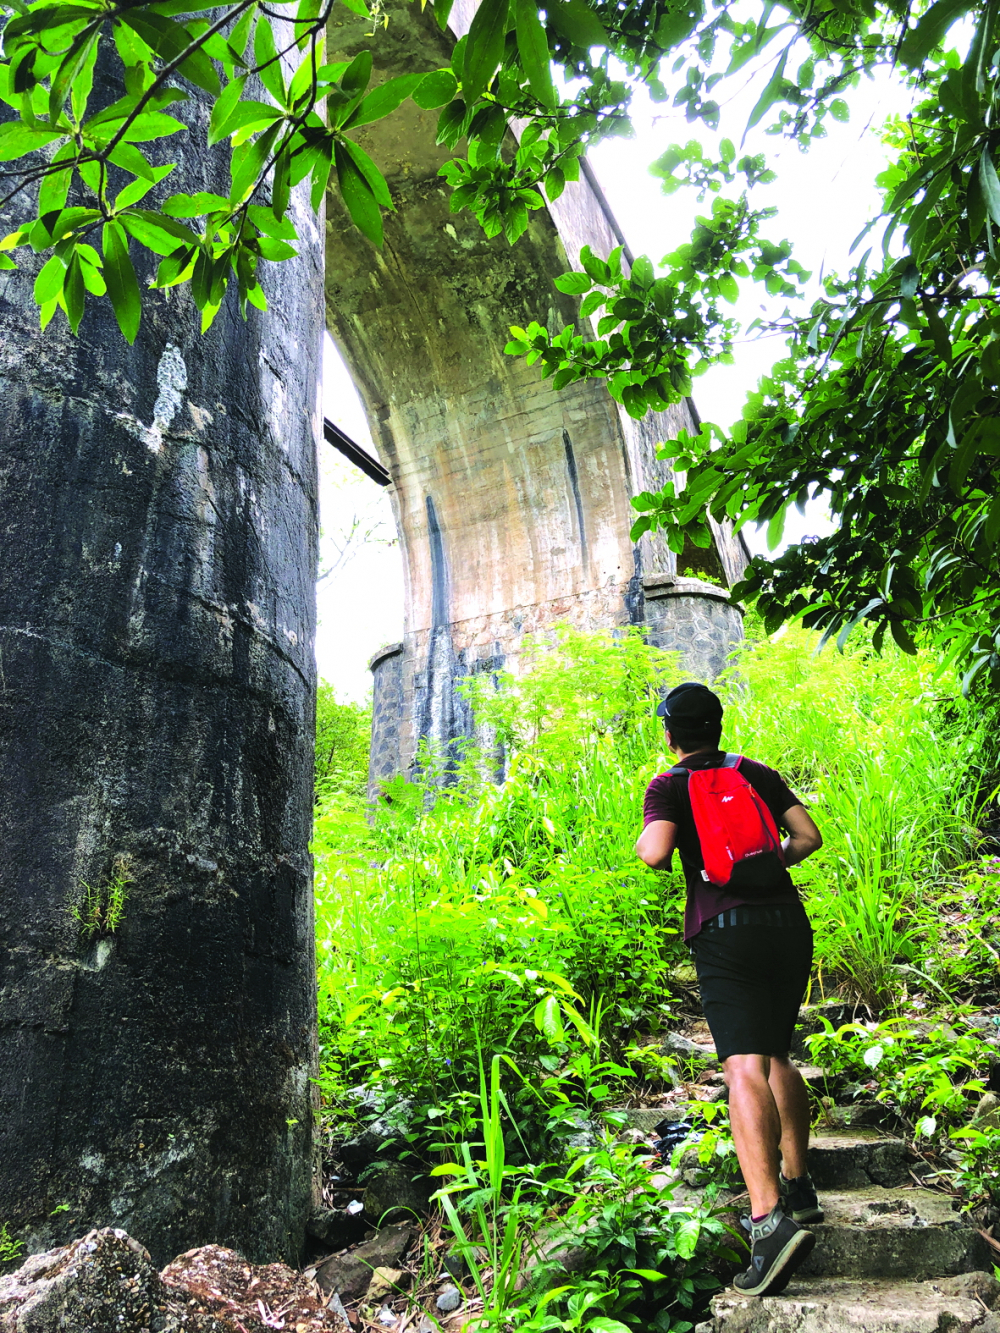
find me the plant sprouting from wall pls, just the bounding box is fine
[72,853,133,941]
[0,1221,24,1267]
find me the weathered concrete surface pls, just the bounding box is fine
[325,1,747,786]
[807,1131,912,1190]
[799,1187,989,1279]
[0,69,323,1261]
[700,1272,1000,1333]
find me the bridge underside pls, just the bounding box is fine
[324,0,747,788]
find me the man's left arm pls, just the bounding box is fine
[636,819,678,869]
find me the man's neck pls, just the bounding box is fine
[672,744,718,762]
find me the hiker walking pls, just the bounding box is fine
[636,682,824,1297]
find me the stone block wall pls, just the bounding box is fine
[642,577,746,681]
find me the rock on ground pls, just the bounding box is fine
[0,1228,347,1332]
[314,1222,413,1302]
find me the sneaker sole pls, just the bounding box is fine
[788,1205,824,1225]
[732,1227,815,1298]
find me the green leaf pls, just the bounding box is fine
[335,139,383,245]
[898,0,971,69]
[980,147,1000,228]
[622,383,647,418]
[119,11,221,94]
[162,190,229,217]
[84,87,188,131]
[309,142,334,211]
[343,72,424,129]
[107,141,157,181]
[985,491,1000,545]
[208,75,246,144]
[413,68,459,109]
[256,236,297,260]
[436,98,469,148]
[579,289,604,317]
[514,0,556,108]
[119,209,199,255]
[889,618,918,655]
[766,504,786,550]
[114,162,175,210]
[718,272,739,303]
[153,244,197,287]
[534,993,564,1041]
[34,254,67,306]
[341,49,373,100]
[63,251,86,333]
[49,22,100,123]
[674,1217,701,1261]
[212,96,283,145]
[584,1320,632,1333]
[247,203,296,237]
[102,220,141,343]
[745,47,788,133]
[339,137,392,209]
[228,4,256,61]
[38,143,76,218]
[631,254,654,288]
[253,16,286,105]
[229,121,282,201]
[3,4,102,41]
[0,123,63,161]
[554,271,591,294]
[968,167,987,241]
[545,0,607,48]
[545,166,565,202]
[462,0,510,105]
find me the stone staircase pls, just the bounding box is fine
[696,1126,998,1333]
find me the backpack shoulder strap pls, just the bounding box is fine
[722,753,743,769]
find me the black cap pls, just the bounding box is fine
[656,682,723,727]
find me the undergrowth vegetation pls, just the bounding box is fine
[312,626,1000,1330]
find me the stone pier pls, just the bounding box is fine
[325,1,748,789]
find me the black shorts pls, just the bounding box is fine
[690,902,813,1062]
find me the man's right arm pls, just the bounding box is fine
[782,804,823,867]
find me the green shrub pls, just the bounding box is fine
[315,683,371,805]
[313,623,996,1132]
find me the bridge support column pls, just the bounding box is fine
[325,3,746,791]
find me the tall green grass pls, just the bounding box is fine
[313,623,993,1110]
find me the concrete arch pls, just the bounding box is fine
[324,1,747,786]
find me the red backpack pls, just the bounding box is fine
[669,754,787,893]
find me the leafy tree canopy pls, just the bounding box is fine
[0,0,994,680]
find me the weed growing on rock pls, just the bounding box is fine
[72,854,133,941]
[0,1221,24,1267]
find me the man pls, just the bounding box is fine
[636,681,824,1297]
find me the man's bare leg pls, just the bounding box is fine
[768,1054,811,1181]
[723,1053,781,1218]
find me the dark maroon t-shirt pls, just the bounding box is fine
[642,749,803,942]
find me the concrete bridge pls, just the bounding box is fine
[324,0,748,788]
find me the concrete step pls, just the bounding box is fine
[800,1186,990,1279]
[808,1128,912,1189]
[698,1271,1000,1333]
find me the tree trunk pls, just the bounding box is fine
[0,64,323,1265]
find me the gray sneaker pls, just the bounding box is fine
[779,1171,824,1224]
[733,1206,815,1297]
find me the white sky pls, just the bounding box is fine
[316,45,907,699]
